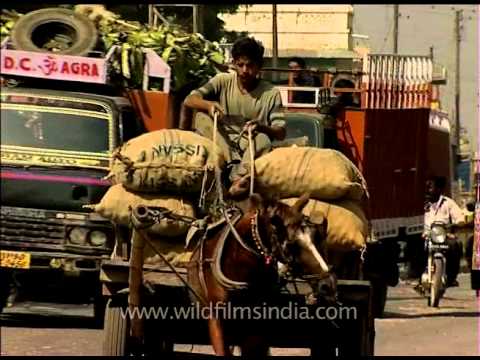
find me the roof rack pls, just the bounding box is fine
[0,37,171,93]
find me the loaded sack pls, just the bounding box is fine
[88,184,195,238]
[254,147,368,201]
[108,129,225,194]
[281,198,368,251]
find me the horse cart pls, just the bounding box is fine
[100,198,375,356]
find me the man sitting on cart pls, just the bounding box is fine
[183,37,287,184]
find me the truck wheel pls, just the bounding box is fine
[93,295,107,329]
[11,8,98,56]
[103,299,129,356]
[372,281,388,318]
[0,269,12,314]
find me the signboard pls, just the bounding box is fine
[0,49,107,84]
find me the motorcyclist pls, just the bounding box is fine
[415,176,466,291]
[183,37,286,186]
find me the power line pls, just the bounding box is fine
[398,7,477,18]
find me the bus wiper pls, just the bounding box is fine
[1,163,102,171]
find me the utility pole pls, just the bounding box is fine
[454,9,463,153]
[272,4,279,82]
[393,4,399,53]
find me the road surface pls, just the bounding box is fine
[1,274,478,356]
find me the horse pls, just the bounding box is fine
[186,192,337,356]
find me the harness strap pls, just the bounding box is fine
[224,208,258,255]
[134,228,209,306]
[197,232,210,301]
[211,213,250,290]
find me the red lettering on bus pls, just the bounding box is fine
[71,63,80,74]
[81,63,90,76]
[91,63,99,77]
[19,58,31,71]
[61,61,70,74]
[4,56,14,69]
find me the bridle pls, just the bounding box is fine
[249,209,305,277]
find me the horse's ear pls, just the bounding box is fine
[228,174,251,200]
[292,192,311,214]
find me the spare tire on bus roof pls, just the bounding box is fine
[10,8,98,56]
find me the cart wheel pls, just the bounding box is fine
[103,298,129,356]
[143,320,174,355]
[144,338,174,355]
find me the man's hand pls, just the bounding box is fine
[183,94,224,119]
[243,119,260,133]
[208,101,224,119]
[242,119,286,141]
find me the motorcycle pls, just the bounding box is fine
[420,221,452,307]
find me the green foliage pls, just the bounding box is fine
[101,22,225,92]
[0,10,20,42]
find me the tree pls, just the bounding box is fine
[4,4,245,42]
[139,4,244,42]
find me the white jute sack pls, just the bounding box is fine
[254,147,368,201]
[281,198,368,251]
[88,184,195,238]
[108,129,225,194]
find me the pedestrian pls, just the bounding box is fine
[183,37,286,185]
[287,57,319,104]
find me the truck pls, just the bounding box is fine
[264,53,438,317]
[0,32,170,324]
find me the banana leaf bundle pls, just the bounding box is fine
[77,5,226,92]
[104,24,225,92]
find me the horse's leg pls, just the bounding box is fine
[205,274,232,356]
[208,317,231,356]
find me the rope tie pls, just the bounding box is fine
[212,112,225,207]
[247,126,255,196]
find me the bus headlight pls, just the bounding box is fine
[89,230,107,246]
[69,227,89,245]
